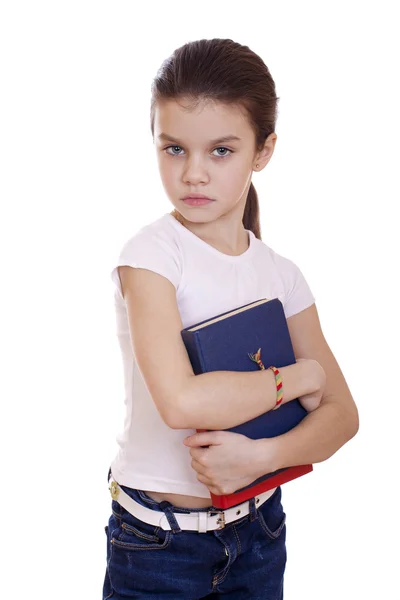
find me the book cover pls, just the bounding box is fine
[181,297,313,509]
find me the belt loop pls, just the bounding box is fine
[198,512,208,533]
[248,497,258,522]
[159,501,182,534]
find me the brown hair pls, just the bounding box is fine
[149,38,280,240]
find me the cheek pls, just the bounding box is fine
[221,162,251,191]
[158,160,178,189]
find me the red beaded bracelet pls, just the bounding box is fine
[248,348,283,410]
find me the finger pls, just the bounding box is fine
[189,447,210,462]
[196,472,212,486]
[191,458,207,474]
[196,474,223,496]
[183,432,222,448]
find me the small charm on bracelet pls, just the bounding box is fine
[248,348,283,410]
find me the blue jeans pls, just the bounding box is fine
[103,467,287,599]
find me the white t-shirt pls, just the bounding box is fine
[110,212,315,498]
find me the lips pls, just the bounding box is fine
[182,193,214,207]
[183,197,214,206]
[182,194,213,201]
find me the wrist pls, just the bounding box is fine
[275,361,315,408]
[254,437,282,478]
[296,359,318,396]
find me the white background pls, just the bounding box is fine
[1,1,399,598]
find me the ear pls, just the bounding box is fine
[254,133,278,171]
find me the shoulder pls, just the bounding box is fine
[119,213,180,254]
[253,238,302,279]
[111,213,183,294]
[255,240,315,318]
[256,239,305,278]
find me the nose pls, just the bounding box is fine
[182,157,209,185]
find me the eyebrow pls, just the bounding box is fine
[157,133,242,145]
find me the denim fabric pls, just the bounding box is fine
[103,467,287,599]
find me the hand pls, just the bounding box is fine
[296,358,327,412]
[183,430,276,496]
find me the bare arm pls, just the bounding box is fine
[257,304,359,469]
[179,361,314,430]
[119,266,316,431]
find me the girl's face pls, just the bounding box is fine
[153,98,273,225]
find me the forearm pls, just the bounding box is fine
[176,361,314,430]
[260,398,359,472]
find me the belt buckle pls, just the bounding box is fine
[209,510,226,530]
[109,480,120,501]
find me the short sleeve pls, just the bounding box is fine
[110,230,182,298]
[272,251,316,319]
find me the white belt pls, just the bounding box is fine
[108,474,276,533]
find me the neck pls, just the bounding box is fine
[170,209,250,256]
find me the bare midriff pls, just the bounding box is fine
[143,490,214,509]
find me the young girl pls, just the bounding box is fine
[103,38,358,599]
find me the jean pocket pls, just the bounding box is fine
[257,487,286,541]
[110,515,172,551]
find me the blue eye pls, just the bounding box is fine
[166,145,184,156]
[213,147,232,157]
[164,145,233,158]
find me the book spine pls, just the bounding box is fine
[181,330,210,434]
[181,329,207,375]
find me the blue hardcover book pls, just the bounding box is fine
[181,297,313,509]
